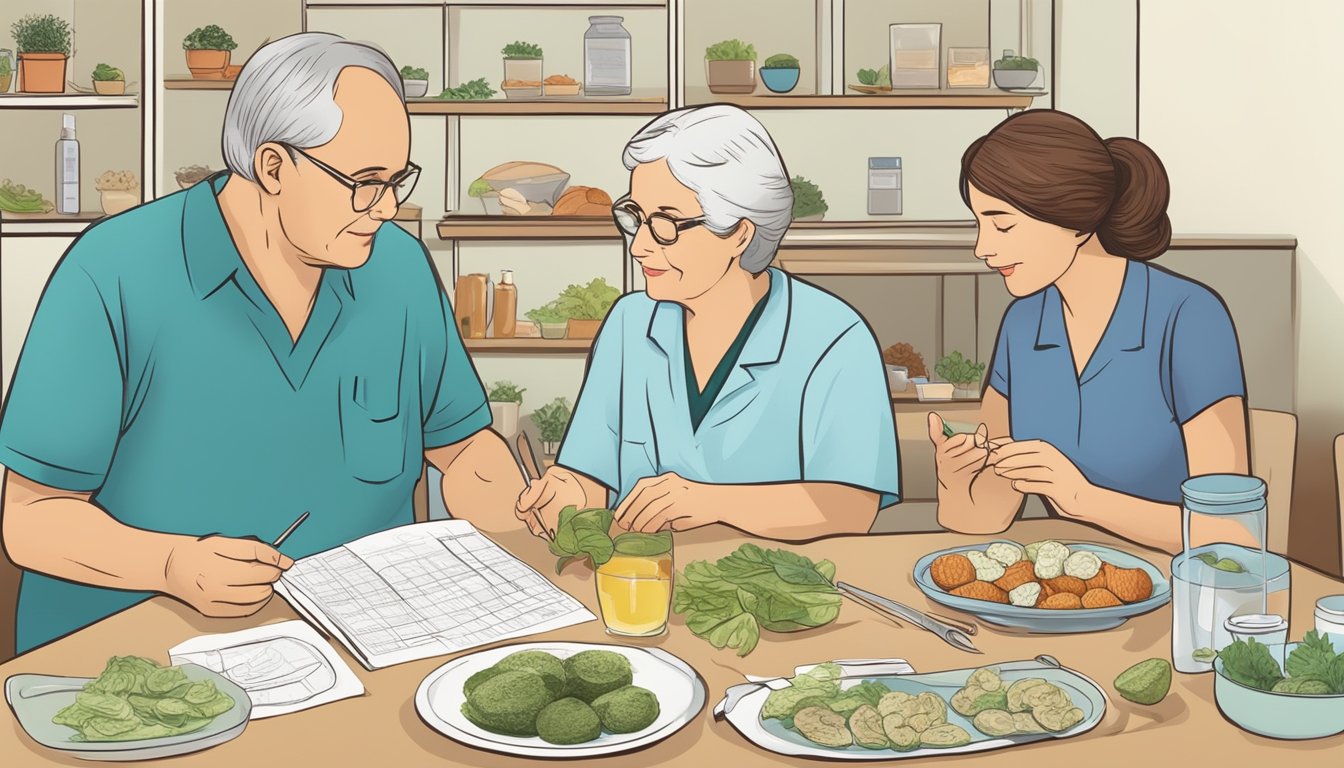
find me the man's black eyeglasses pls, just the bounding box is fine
[282,143,421,213]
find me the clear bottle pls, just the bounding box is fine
[584,15,631,96]
[493,269,517,339]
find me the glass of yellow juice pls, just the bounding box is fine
[596,531,674,637]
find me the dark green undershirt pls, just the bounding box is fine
[683,291,770,432]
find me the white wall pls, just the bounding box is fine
[1139,0,1344,573]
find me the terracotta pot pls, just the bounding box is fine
[706,59,756,94]
[185,49,230,79]
[17,53,67,94]
[93,80,125,95]
[566,318,602,339]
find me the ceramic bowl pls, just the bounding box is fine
[402,79,429,98]
[1213,634,1344,740]
[539,322,568,340]
[992,68,1038,89]
[760,67,800,93]
[916,382,955,401]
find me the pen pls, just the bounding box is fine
[514,434,553,540]
[272,511,309,547]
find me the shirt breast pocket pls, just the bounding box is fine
[340,374,408,483]
[619,437,656,477]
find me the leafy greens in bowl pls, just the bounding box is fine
[1213,631,1344,739]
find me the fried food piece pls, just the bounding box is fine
[793,706,853,748]
[544,74,578,85]
[1102,562,1154,603]
[849,705,889,749]
[1039,592,1083,610]
[950,580,1009,604]
[930,553,978,590]
[994,561,1036,592]
[972,709,1017,737]
[1084,571,1108,592]
[920,723,973,748]
[1041,575,1087,598]
[1082,588,1123,608]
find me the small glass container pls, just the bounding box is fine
[0,49,14,93]
[596,531,673,637]
[1224,614,1288,672]
[584,15,632,96]
[1316,595,1344,638]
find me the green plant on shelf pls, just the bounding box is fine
[525,305,569,325]
[790,175,828,219]
[467,178,493,198]
[438,78,496,100]
[487,380,526,404]
[532,398,573,446]
[706,39,756,61]
[994,54,1039,71]
[12,14,72,55]
[0,56,10,77]
[762,53,799,70]
[183,25,238,51]
[0,179,54,214]
[501,41,543,60]
[935,350,986,388]
[527,278,620,324]
[857,64,891,87]
[92,63,124,82]
[399,65,429,81]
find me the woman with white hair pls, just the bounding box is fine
[516,105,900,541]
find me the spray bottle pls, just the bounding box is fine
[56,113,80,215]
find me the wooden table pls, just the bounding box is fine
[4,520,1342,766]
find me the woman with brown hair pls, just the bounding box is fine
[927,109,1249,553]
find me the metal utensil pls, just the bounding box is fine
[837,581,980,654]
[514,433,551,540]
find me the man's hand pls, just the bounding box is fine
[927,412,992,496]
[987,439,1090,515]
[162,536,294,618]
[612,472,719,533]
[515,466,590,539]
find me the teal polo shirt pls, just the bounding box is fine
[0,173,491,653]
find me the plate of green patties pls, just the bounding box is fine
[415,642,706,757]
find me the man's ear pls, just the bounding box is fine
[254,143,288,196]
[730,218,757,259]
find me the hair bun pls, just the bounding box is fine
[1099,137,1172,261]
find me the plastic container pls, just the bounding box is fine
[584,16,631,96]
[1224,614,1288,670]
[56,114,80,215]
[1316,595,1344,636]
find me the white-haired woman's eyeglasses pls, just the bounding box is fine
[612,198,710,246]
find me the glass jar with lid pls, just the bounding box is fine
[1171,474,1290,673]
[584,16,631,96]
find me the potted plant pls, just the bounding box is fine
[761,53,800,94]
[91,63,125,95]
[183,25,238,79]
[992,51,1039,90]
[501,41,543,98]
[529,278,620,339]
[705,39,757,94]
[468,177,501,215]
[12,14,72,94]
[95,170,139,215]
[532,398,572,456]
[487,380,526,440]
[399,65,429,98]
[935,350,986,398]
[791,175,828,221]
[0,51,13,93]
[438,77,496,100]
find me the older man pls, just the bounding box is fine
[0,33,522,654]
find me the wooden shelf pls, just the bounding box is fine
[406,94,667,116]
[163,78,235,90]
[0,210,106,236]
[684,88,1036,110]
[891,388,982,404]
[0,93,139,108]
[438,216,619,241]
[465,338,593,353]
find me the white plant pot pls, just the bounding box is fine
[489,401,520,439]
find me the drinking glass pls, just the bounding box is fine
[595,531,674,637]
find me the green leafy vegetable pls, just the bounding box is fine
[935,351,986,388]
[1218,638,1285,692]
[527,278,620,322]
[673,544,841,657]
[1193,551,1246,573]
[1284,630,1344,694]
[0,56,10,77]
[762,664,842,719]
[1191,647,1219,664]
[52,656,234,742]
[468,178,493,198]
[790,176,828,219]
[763,53,799,69]
[92,63,124,82]
[439,78,497,100]
[856,65,890,87]
[182,25,238,52]
[706,39,757,61]
[532,397,572,443]
[502,41,543,59]
[994,55,1039,71]
[0,179,54,214]
[12,14,72,55]
[548,506,615,573]
[399,65,429,81]
[487,380,525,404]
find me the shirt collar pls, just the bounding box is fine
[182,171,358,302]
[1035,258,1149,352]
[647,266,792,365]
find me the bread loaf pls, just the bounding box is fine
[553,186,613,216]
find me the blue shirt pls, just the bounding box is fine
[989,259,1246,504]
[557,268,901,509]
[0,173,491,653]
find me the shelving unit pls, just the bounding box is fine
[0,211,106,237]
[465,338,593,353]
[0,94,141,109]
[683,89,1035,111]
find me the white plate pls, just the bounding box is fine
[415,641,706,758]
[721,657,1106,760]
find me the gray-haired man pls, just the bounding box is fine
[0,33,521,654]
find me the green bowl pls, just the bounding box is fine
[1213,635,1344,740]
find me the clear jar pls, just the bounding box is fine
[584,15,631,96]
[1316,595,1344,638]
[0,49,13,93]
[1171,474,1289,673]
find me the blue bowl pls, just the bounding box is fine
[760,67,799,93]
[1213,635,1344,740]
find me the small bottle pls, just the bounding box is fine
[584,16,632,96]
[56,113,80,215]
[493,269,518,339]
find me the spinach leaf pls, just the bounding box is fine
[550,506,616,573]
[1219,638,1285,691]
[1285,630,1344,694]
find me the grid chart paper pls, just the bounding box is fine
[274,520,596,670]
